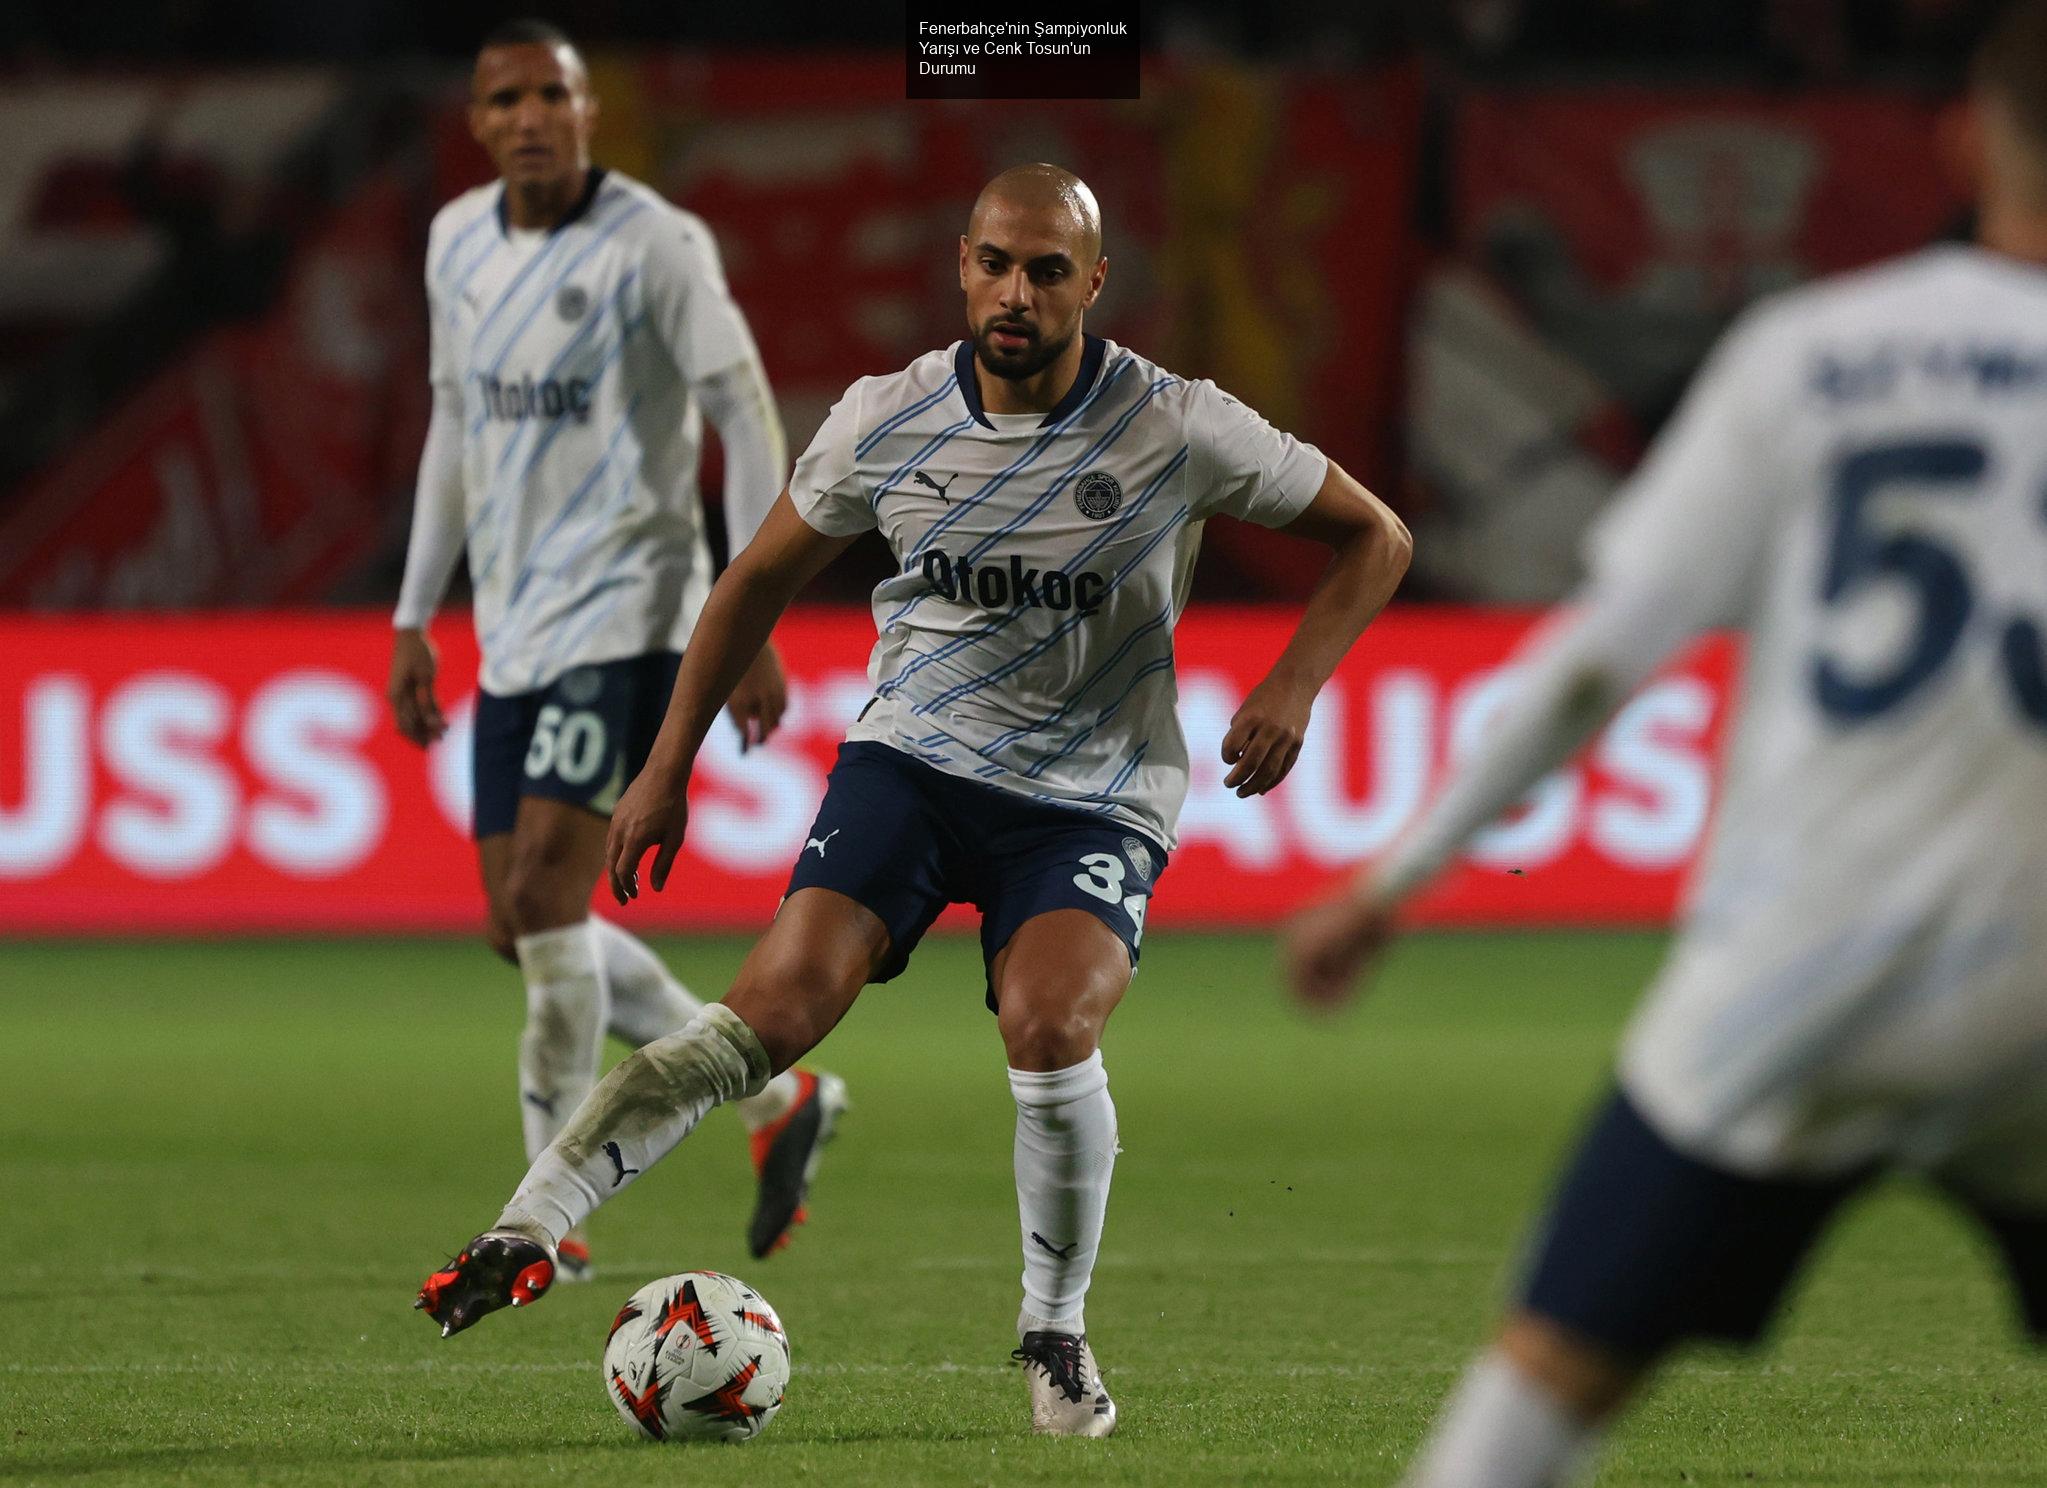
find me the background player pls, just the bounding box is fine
[415,163,1413,1436]
[1283,6,2047,1483]
[387,19,844,1274]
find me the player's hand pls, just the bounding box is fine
[1220,675,1312,796]
[605,763,691,904]
[387,628,446,748]
[725,641,788,753]
[1281,889,1397,1011]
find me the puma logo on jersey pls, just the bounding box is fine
[919,550,1107,616]
[912,470,957,502]
[805,829,841,857]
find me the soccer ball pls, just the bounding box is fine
[601,1271,790,1442]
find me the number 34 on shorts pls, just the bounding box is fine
[1071,851,1149,942]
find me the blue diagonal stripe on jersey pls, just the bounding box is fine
[854,380,956,460]
[872,418,976,512]
[512,465,657,655]
[480,394,644,652]
[465,312,648,587]
[878,445,1188,701]
[957,375,1175,566]
[448,229,506,301]
[517,571,639,691]
[434,207,496,284]
[475,200,647,380]
[1096,738,1151,798]
[464,205,593,369]
[1018,654,1173,782]
[897,359,1132,576]
[977,604,1172,763]
[484,271,641,475]
[911,502,1188,717]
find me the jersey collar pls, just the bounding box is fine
[953,332,1106,430]
[495,166,609,237]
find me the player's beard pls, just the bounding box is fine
[973,317,1073,381]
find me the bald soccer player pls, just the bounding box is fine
[415,163,1412,1436]
[390,19,845,1276]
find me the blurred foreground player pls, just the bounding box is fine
[417,164,1412,1435]
[388,20,844,1274]
[1285,7,2047,1483]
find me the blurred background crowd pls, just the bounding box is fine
[0,0,2003,618]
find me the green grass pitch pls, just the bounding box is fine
[3,930,2041,1486]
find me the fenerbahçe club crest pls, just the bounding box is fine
[1074,471,1122,520]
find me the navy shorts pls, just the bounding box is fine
[785,741,1167,1009]
[1519,1089,2047,1358]
[471,651,680,840]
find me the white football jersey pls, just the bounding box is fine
[1603,247,2047,1199]
[425,169,761,695]
[790,336,1327,848]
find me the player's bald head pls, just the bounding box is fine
[968,164,1103,266]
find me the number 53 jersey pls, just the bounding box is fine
[1592,246,2047,1185]
[789,335,1326,850]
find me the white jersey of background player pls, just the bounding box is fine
[1286,9,2047,1484]
[387,21,843,1277]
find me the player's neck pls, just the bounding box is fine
[977,334,1086,415]
[1977,203,2047,270]
[502,166,594,232]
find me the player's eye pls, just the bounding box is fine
[542,84,568,101]
[980,259,1004,275]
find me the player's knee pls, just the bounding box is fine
[503,855,579,938]
[997,992,1104,1071]
[1498,1311,1644,1422]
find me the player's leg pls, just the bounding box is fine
[1402,1089,1866,1488]
[977,818,1161,1437]
[418,888,887,1337]
[991,910,1131,1436]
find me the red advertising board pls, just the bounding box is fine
[0,608,1734,935]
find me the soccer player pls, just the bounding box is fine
[1283,8,2047,1483]
[387,19,845,1275]
[414,162,1413,1433]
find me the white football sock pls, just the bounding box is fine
[499,1002,771,1246]
[513,921,610,1162]
[1010,1052,1117,1339]
[588,914,803,1133]
[1402,1352,1603,1488]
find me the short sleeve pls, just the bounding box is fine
[1582,304,1791,629]
[642,213,761,385]
[1183,379,1329,527]
[788,384,875,537]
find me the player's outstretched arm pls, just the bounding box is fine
[606,491,856,902]
[1282,303,1786,1011]
[1222,460,1412,798]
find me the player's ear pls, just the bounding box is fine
[958,235,972,291]
[1084,256,1108,308]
